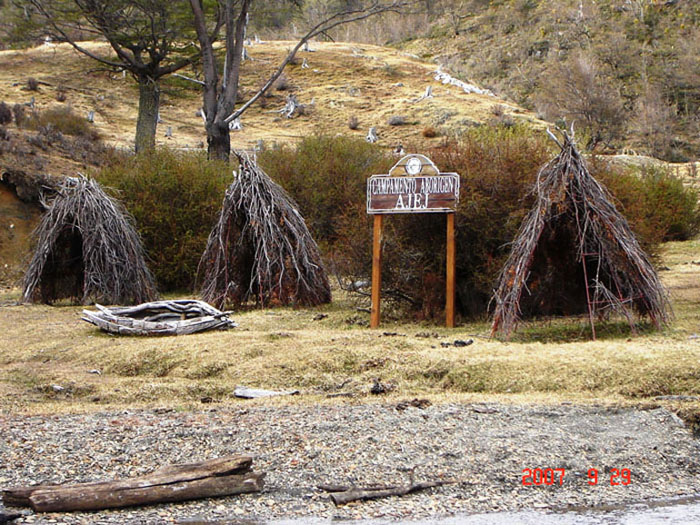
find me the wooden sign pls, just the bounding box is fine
[366,155,459,214]
[367,174,460,213]
[367,155,459,328]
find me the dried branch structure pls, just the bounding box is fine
[82,300,236,336]
[198,152,331,309]
[22,176,157,305]
[490,131,670,339]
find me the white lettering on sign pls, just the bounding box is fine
[367,174,459,214]
[369,176,455,196]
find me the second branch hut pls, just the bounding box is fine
[198,151,331,309]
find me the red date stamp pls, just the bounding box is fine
[522,468,631,486]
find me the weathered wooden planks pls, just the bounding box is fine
[81,299,237,336]
[3,455,263,512]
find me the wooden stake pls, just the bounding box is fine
[370,214,383,328]
[446,213,456,328]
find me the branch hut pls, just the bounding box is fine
[490,131,670,339]
[198,151,331,308]
[22,176,157,305]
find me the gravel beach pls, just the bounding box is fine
[1,403,699,524]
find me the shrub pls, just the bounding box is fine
[27,77,39,91]
[12,104,25,127]
[0,102,11,125]
[259,129,698,320]
[388,115,407,126]
[258,134,392,249]
[348,115,359,130]
[0,126,9,141]
[274,74,291,91]
[599,163,700,242]
[97,149,230,291]
[56,87,67,102]
[422,126,437,138]
[26,105,100,140]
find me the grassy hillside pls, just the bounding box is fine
[392,0,700,160]
[0,40,542,156]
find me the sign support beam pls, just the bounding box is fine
[370,215,383,329]
[367,154,460,329]
[446,212,456,328]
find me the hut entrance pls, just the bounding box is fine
[40,226,84,303]
[519,216,590,318]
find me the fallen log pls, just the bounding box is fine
[3,455,263,513]
[321,480,454,506]
[0,512,23,524]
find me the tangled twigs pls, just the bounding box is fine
[490,130,670,338]
[22,176,157,305]
[198,151,331,308]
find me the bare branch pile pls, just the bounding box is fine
[490,131,670,338]
[82,300,236,336]
[198,151,331,308]
[22,176,157,305]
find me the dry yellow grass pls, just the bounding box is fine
[0,40,542,160]
[0,240,698,418]
[1,40,698,423]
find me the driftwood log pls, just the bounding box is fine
[0,512,22,524]
[3,455,263,513]
[319,480,454,505]
[81,299,237,336]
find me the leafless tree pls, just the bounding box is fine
[189,0,406,161]
[24,0,208,153]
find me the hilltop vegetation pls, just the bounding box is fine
[1,1,698,161]
[382,0,700,160]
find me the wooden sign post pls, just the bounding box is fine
[367,155,460,328]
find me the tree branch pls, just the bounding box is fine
[225,1,406,123]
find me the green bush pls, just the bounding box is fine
[261,127,699,321]
[637,167,699,241]
[97,149,230,291]
[27,105,100,140]
[258,134,393,250]
[594,163,700,244]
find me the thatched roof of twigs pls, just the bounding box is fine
[22,176,157,305]
[490,131,670,339]
[198,151,331,308]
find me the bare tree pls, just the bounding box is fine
[24,0,211,153]
[189,0,405,161]
[535,51,625,150]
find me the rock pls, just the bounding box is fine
[453,339,473,347]
[370,378,395,395]
[396,398,432,411]
[0,512,23,524]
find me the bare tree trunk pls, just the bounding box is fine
[207,120,231,161]
[135,77,160,153]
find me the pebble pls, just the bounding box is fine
[0,404,698,523]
